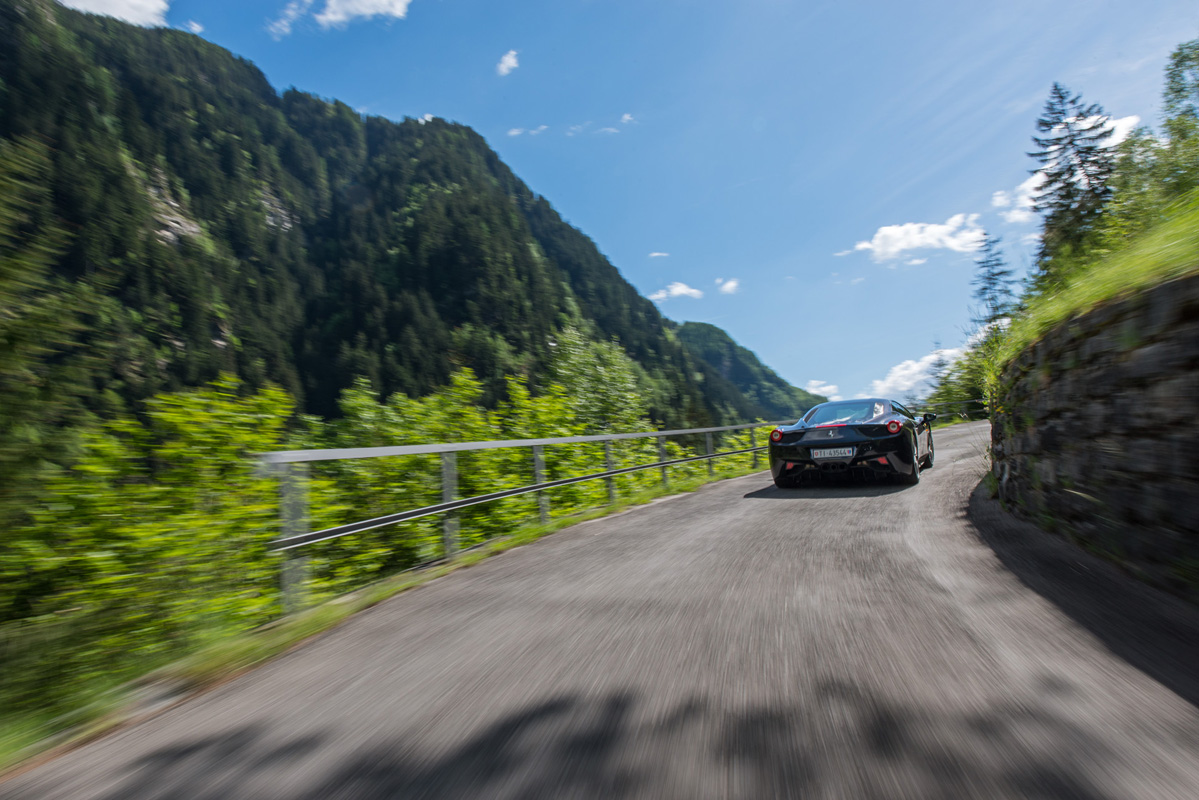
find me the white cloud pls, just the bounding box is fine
[59,0,169,26]
[648,252,669,258]
[805,380,842,402]
[997,173,1044,225]
[1107,114,1140,147]
[716,278,740,294]
[566,122,591,137]
[529,125,548,135]
[496,50,519,76]
[267,0,313,37]
[315,0,413,28]
[852,213,985,262]
[185,19,203,33]
[648,282,703,302]
[991,191,1010,208]
[507,128,524,137]
[905,258,927,266]
[850,276,865,284]
[621,113,635,124]
[833,249,852,257]
[417,113,434,124]
[867,347,966,398]
[596,127,620,134]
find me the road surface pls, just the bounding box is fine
[5,421,1199,798]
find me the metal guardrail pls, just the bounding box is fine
[259,420,790,612]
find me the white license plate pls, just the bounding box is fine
[811,447,855,459]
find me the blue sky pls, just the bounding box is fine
[62,0,1199,401]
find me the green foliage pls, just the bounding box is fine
[0,378,299,729]
[0,136,82,531]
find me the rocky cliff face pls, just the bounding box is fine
[990,274,1199,600]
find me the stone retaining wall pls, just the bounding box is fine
[990,273,1199,600]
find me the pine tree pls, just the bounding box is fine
[1029,83,1115,267]
[971,234,1014,326]
[1165,39,1199,123]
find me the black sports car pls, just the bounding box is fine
[768,398,936,488]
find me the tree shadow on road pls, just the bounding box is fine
[969,483,1199,709]
[84,681,1128,800]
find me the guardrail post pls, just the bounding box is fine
[706,432,714,476]
[604,440,616,505]
[657,436,668,487]
[441,452,459,558]
[752,427,760,469]
[280,463,310,615]
[532,445,550,524]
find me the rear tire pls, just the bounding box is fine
[902,439,921,485]
[922,435,935,468]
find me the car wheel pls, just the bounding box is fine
[923,434,935,468]
[902,438,921,485]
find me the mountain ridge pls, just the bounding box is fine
[1,0,817,427]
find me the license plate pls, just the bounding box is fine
[811,447,854,459]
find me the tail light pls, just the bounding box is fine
[886,420,902,434]
[770,428,783,443]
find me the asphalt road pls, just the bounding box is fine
[5,421,1199,799]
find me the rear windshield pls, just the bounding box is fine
[803,401,888,425]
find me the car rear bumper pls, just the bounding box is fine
[768,436,918,479]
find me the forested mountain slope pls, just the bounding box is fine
[675,322,824,418]
[0,0,808,426]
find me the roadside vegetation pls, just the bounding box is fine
[925,38,1199,408]
[0,314,779,767]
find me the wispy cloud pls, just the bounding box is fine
[851,213,984,262]
[417,113,434,124]
[508,124,548,137]
[833,249,852,257]
[850,276,865,284]
[268,0,313,38]
[715,278,740,294]
[649,282,703,302]
[566,122,591,137]
[60,0,168,26]
[621,113,635,124]
[905,257,927,266]
[315,0,413,28]
[648,252,670,258]
[496,49,519,76]
[805,380,842,402]
[596,127,620,134]
[185,19,204,33]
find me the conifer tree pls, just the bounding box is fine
[971,234,1014,326]
[1029,83,1115,268]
